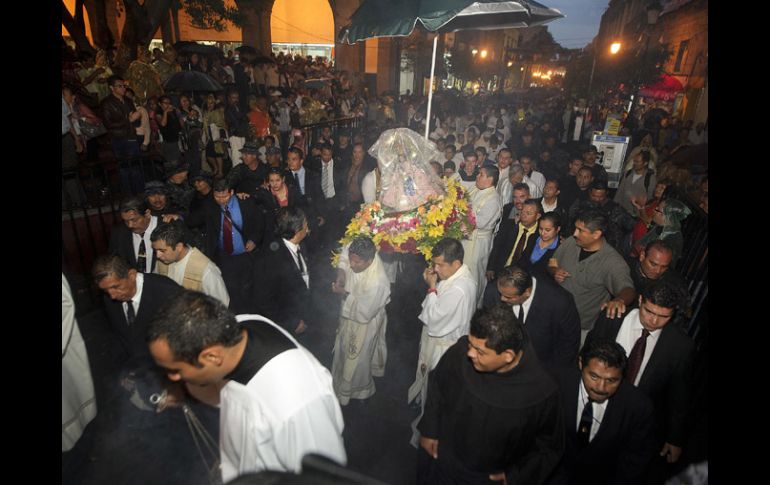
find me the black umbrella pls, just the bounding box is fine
[173,41,222,56]
[235,45,259,57]
[164,71,224,95]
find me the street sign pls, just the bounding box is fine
[591,134,630,189]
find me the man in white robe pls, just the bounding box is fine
[147,291,347,483]
[331,237,391,405]
[462,166,502,308]
[407,238,477,447]
[495,148,516,207]
[62,274,97,452]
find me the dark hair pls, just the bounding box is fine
[589,180,609,193]
[268,167,285,178]
[349,237,376,262]
[276,207,307,240]
[212,178,232,193]
[470,305,526,354]
[287,146,305,159]
[641,281,683,312]
[577,166,593,175]
[150,221,187,247]
[146,291,244,365]
[445,134,456,144]
[92,254,132,282]
[496,265,532,294]
[119,196,149,215]
[444,160,456,171]
[320,143,333,152]
[475,146,487,155]
[541,211,562,229]
[512,182,530,194]
[644,239,673,256]
[445,144,456,154]
[499,148,513,158]
[265,135,276,144]
[481,165,500,186]
[580,339,628,371]
[545,178,560,189]
[107,75,124,87]
[463,150,478,161]
[576,210,608,234]
[523,198,543,215]
[432,237,464,264]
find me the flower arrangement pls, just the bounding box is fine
[333,177,476,265]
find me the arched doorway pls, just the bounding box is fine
[270,0,335,59]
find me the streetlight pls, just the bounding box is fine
[472,48,478,55]
[480,49,488,58]
[587,40,622,97]
[610,42,622,55]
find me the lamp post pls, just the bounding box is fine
[627,1,662,128]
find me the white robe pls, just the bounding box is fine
[462,186,502,308]
[407,264,476,446]
[331,245,391,405]
[158,247,230,307]
[62,274,97,451]
[497,166,513,208]
[219,315,347,482]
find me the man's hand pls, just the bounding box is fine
[601,298,626,319]
[489,472,507,484]
[553,268,571,283]
[294,320,307,335]
[485,270,496,281]
[236,192,250,200]
[75,137,84,153]
[423,268,438,288]
[660,443,682,463]
[419,436,438,459]
[245,240,256,252]
[161,214,181,223]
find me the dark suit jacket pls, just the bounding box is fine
[102,273,182,362]
[253,237,311,331]
[108,221,158,273]
[585,311,695,447]
[523,277,581,369]
[548,367,656,485]
[487,202,538,275]
[305,160,347,217]
[203,196,265,258]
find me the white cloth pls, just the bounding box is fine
[578,378,608,441]
[497,166,513,207]
[524,170,546,199]
[219,315,347,482]
[282,239,309,288]
[541,198,559,213]
[229,136,246,167]
[132,216,158,274]
[488,143,506,161]
[615,309,662,386]
[159,247,230,307]
[331,245,391,405]
[362,169,377,203]
[321,160,336,199]
[462,187,502,307]
[62,274,97,451]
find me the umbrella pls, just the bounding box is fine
[235,45,259,57]
[339,0,564,138]
[172,41,222,56]
[639,74,684,101]
[164,71,224,98]
[303,77,334,89]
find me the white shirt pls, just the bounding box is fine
[361,169,377,203]
[132,216,158,273]
[160,247,230,307]
[124,272,144,322]
[419,264,477,340]
[321,159,336,199]
[615,309,662,386]
[282,239,309,288]
[541,198,559,213]
[497,166,513,206]
[577,378,608,442]
[511,276,538,323]
[524,171,546,199]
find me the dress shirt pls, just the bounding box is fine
[321,159,336,198]
[615,309,662,386]
[291,167,306,195]
[124,273,144,322]
[132,216,158,273]
[283,239,309,288]
[578,378,608,441]
[511,276,538,323]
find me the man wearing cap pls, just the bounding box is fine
[144,181,186,222]
[583,145,609,184]
[164,163,195,215]
[264,146,282,169]
[227,141,269,196]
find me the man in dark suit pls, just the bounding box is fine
[254,206,311,336]
[109,196,159,274]
[585,281,694,482]
[487,265,581,370]
[206,178,265,313]
[309,143,347,250]
[548,340,656,485]
[92,254,182,364]
[485,197,542,297]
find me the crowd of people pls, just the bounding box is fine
[63,42,707,485]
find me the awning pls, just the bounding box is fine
[639,74,684,101]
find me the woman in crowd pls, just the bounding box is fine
[629,179,671,252]
[633,198,692,264]
[201,94,227,179]
[522,211,562,278]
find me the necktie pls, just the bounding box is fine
[322,163,332,198]
[296,245,306,274]
[577,399,594,447]
[517,304,524,323]
[126,300,136,326]
[625,328,651,384]
[293,171,300,192]
[137,233,147,273]
[506,226,530,266]
[223,207,234,255]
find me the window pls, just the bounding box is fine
[674,39,690,73]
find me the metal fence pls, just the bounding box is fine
[300,116,366,154]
